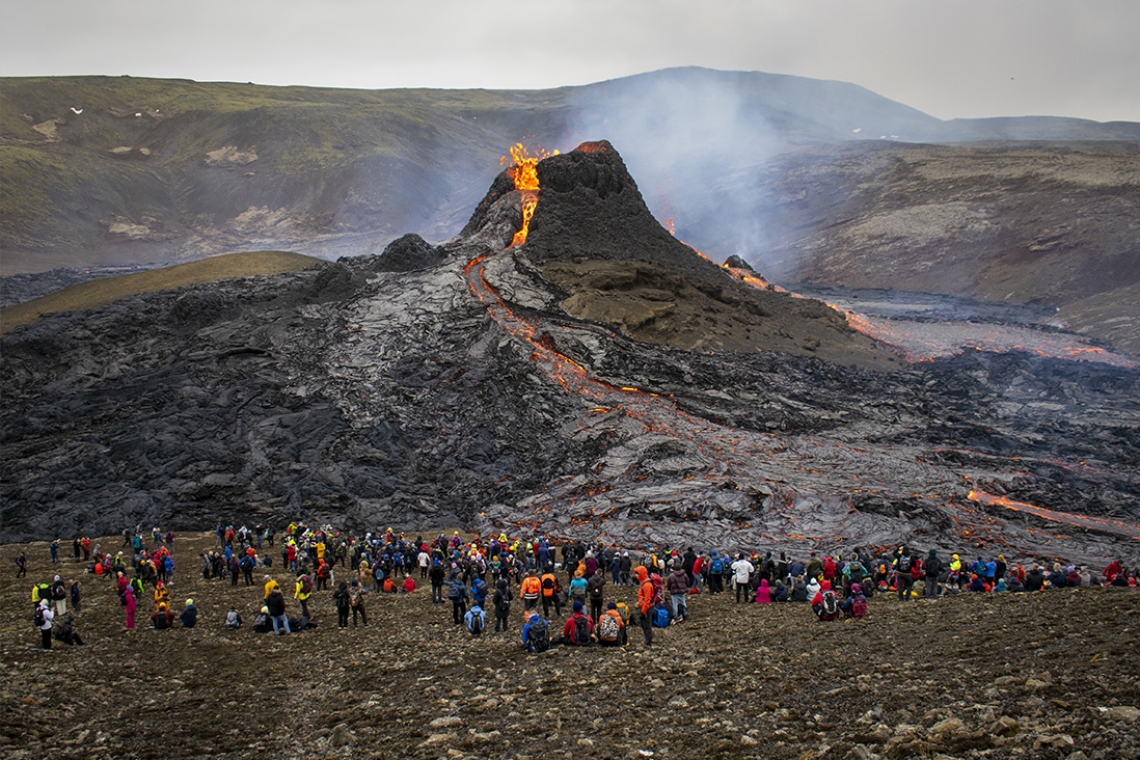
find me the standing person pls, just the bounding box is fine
[731,554,754,604]
[587,570,606,625]
[266,587,290,634]
[333,581,351,629]
[15,551,27,578]
[429,560,446,605]
[50,539,60,565]
[521,571,541,612]
[447,574,468,625]
[923,550,943,599]
[492,578,513,632]
[294,573,313,619]
[667,564,690,623]
[50,575,68,617]
[69,579,81,613]
[124,585,137,630]
[635,566,655,648]
[541,567,562,619]
[895,547,915,601]
[34,599,54,651]
[349,580,368,628]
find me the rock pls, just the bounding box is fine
[1101,706,1140,723]
[430,716,464,728]
[329,723,352,746]
[991,716,1019,736]
[1034,734,1075,750]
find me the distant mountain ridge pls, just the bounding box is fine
[2,67,1138,354]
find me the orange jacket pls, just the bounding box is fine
[636,566,654,614]
[540,573,557,597]
[521,576,541,599]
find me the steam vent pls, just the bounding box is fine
[2,141,1138,565]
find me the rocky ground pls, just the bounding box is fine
[2,532,1139,760]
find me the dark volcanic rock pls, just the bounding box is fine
[359,233,447,273]
[1,141,1138,567]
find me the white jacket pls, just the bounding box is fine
[731,559,754,584]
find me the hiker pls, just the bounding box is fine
[294,573,313,618]
[50,575,67,617]
[348,580,368,627]
[492,578,513,632]
[69,579,81,613]
[55,615,84,646]
[180,598,198,628]
[225,608,242,629]
[597,601,626,647]
[429,560,446,604]
[559,601,594,646]
[521,612,551,653]
[333,581,351,628]
[895,547,915,601]
[465,603,487,636]
[754,578,772,604]
[924,550,943,599]
[124,585,136,630]
[541,567,563,618]
[568,569,588,609]
[521,570,542,612]
[732,553,754,603]
[812,580,840,621]
[587,570,606,624]
[152,603,174,630]
[15,551,27,578]
[447,574,468,625]
[635,566,655,647]
[401,576,416,593]
[667,563,689,622]
[843,583,868,618]
[266,587,290,634]
[34,599,54,651]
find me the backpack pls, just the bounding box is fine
[615,601,631,624]
[33,605,44,628]
[820,590,838,619]
[496,590,512,614]
[541,576,555,592]
[851,594,868,619]
[588,577,604,600]
[447,582,461,600]
[848,563,864,585]
[529,620,550,653]
[898,555,912,574]
[572,616,592,646]
[598,613,620,642]
[470,611,484,635]
[650,576,665,605]
[652,605,671,628]
[710,558,723,574]
[300,576,313,595]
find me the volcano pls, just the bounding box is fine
[1,142,1138,565]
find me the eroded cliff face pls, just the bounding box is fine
[1,143,1137,566]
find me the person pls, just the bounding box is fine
[153,580,170,611]
[152,603,174,630]
[597,601,626,647]
[568,570,588,608]
[521,613,550,653]
[225,608,242,629]
[266,587,290,634]
[333,581,351,628]
[349,580,368,627]
[667,564,689,623]
[252,607,273,634]
[492,578,513,632]
[263,575,279,600]
[754,578,772,604]
[587,570,606,624]
[635,566,655,647]
[447,574,468,625]
[69,579,81,613]
[294,573,313,619]
[895,547,915,601]
[812,580,840,621]
[560,601,594,646]
[50,575,68,617]
[124,585,136,630]
[521,571,541,612]
[401,576,416,594]
[773,580,789,602]
[465,603,487,636]
[15,551,27,578]
[731,554,754,603]
[55,615,84,646]
[34,599,54,651]
[180,598,198,628]
[843,583,868,619]
[707,551,724,594]
[429,560,446,605]
[924,550,943,599]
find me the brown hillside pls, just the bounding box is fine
[0,251,322,335]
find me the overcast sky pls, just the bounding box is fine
[3,0,1137,123]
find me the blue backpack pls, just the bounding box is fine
[652,605,671,628]
[711,558,723,574]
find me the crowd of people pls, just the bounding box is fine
[23,522,1139,653]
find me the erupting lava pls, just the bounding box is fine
[967,490,1140,540]
[500,143,557,247]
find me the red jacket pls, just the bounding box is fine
[562,613,594,642]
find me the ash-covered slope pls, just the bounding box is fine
[1,143,1138,566]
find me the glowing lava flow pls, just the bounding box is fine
[967,490,1140,540]
[501,143,556,247]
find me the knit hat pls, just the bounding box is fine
[607,601,617,609]
[572,600,583,613]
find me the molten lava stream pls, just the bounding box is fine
[967,490,1140,539]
